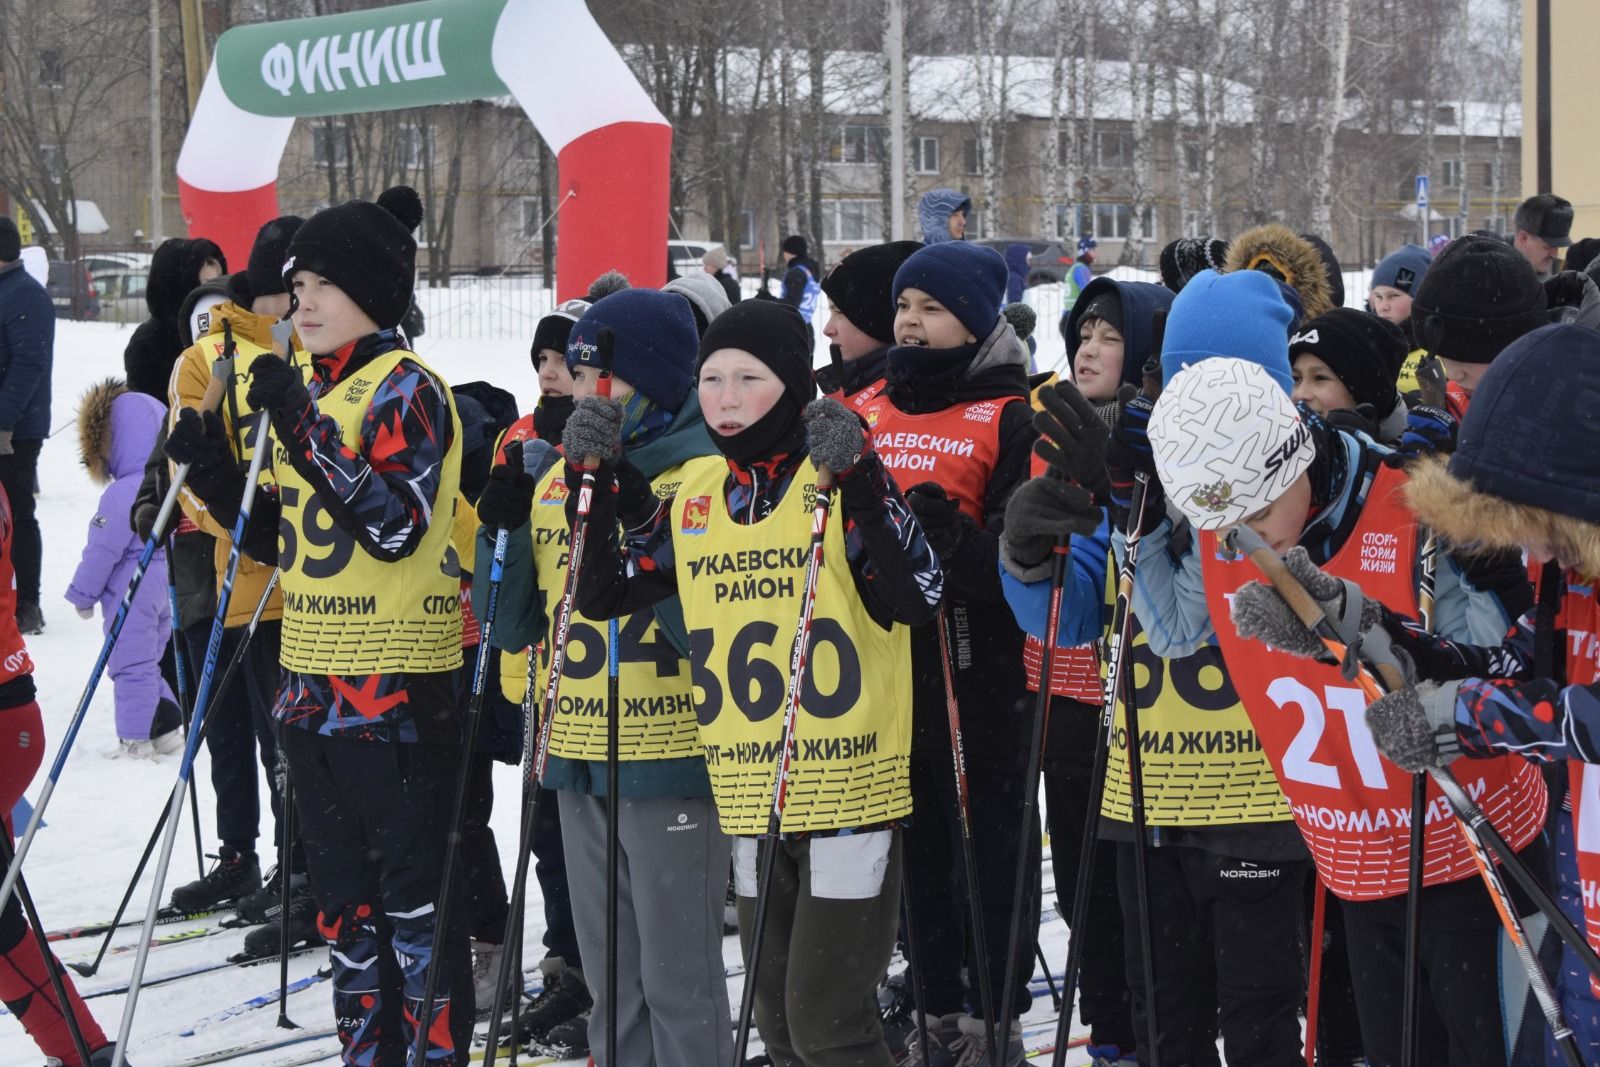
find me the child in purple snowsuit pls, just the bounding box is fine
[66,377,180,755]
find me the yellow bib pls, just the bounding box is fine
[275,348,464,675]
[530,460,716,762]
[670,459,912,834]
[1396,347,1426,396]
[1096,561,1291,826]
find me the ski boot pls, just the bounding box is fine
[235,884,318,961]
[169,846,260,913]
[513,956,591,1046]
[232,865,309,926]
[528,1011,590,1060]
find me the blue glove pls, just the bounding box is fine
[1393,405,1457,464]
[1103,385,1163,531]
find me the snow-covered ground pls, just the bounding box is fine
[5,321,1101,1065]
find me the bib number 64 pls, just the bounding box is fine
[1267,677,1389,792]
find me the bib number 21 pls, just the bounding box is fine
[1267,677,1389,791]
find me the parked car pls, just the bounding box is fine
[974,238,1077,286]
[668,239,722,278]
[46,260,99,320]
[95,268,149,324]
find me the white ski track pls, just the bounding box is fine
[161,1024,341,1067]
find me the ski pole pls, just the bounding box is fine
[1053,472,1159,1067]
[1401,532,1438,1067]
[413,479,520,1063]
[275,772,297,1031]
[111,408,273,1067]
[164,533,204,881]
[69,569,281,980]
[998,535,1069,1050]
[1035,941,1062,1011]
[1226,525,1588,1067]
[484,648,541,1067]
[0,833,95,1067]
[930,608,1002,1055]
[732,461,838,1065]
[0,365,232,919]
[1305,878,1326,1067]
[899,834,932,1063]
[605,613,620,1067]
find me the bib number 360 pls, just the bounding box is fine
[688,618,862,725]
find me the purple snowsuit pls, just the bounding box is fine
[65,387,175,741]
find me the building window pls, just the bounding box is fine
[38,49,63,89]
[963,138,984,175]
[1095,130,1133,169]
[822,199,885,243]
[1182,141,1204,178]
[831,124,885,165]
[914,136,940,174]
[522,199,543,238]
[1091,203,1155,241]
[1053,203,1088,241]
[1440,159,1463,187]
[1483,161,1497,187]
[739,209,755,250]
[312,121,348,167]
[511,122,539,162]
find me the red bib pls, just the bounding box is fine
[856,393,1015,522]
[1556,578,1600,985]
[0,488,30,688]
[1202,464,1545,900]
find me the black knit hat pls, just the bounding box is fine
[530,298,590,363]
[1410,235,1548,364]
[1565,237,1600,274]
[282,186,422,330]
[820,240,921,345]
[697,300,816,409]
[1289,308,1406,418]
[236,216,304,304]
[1450,323,1600,520]
[0,217,21,262]
[1299,233,1345,310]
[1158,237,1227,293]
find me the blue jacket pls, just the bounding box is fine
[0,261,54,439]
[1061,278,1175,389]
[917,188,971,245]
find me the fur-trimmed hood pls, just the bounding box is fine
[1225,223,1336,319]
[1405,457,1600,578]
[78,377,166,485]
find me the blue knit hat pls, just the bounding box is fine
[566,289,699,411]
[892,242,1008,343]
[1160,269,1295,394]
[1372,244,1432,295]
[1449,323,1600,521]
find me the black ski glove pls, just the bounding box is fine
[163,407,232,471]
[905,482,971,560]
[477,451,537,532]
[245,353,312,425]
[1003,476,1100,575]
[1033,377,1111,502]
[1103,385,1165,533]
[613,459,661,531]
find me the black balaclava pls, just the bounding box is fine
[697,301,816,466]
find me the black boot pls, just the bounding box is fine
[237,884,319,960]
[16,600,42,635]
[169,846,261,912]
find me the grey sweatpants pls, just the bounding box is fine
[559,790,734,1067]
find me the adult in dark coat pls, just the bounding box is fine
[123,237,226,401]
[0,218,52,633]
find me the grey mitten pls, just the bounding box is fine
[561,395,624,467]
[0,430,12,457]
[1002,476,1099,581]
[1230,546,1383,659]
[803,397,868,475]
[1365,681,1463,772]
[519,436,562,483]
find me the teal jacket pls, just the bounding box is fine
[477,394,717,799]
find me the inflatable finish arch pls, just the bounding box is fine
[176,0,669,299]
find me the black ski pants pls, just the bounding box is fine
[1117,842,1308,1067]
